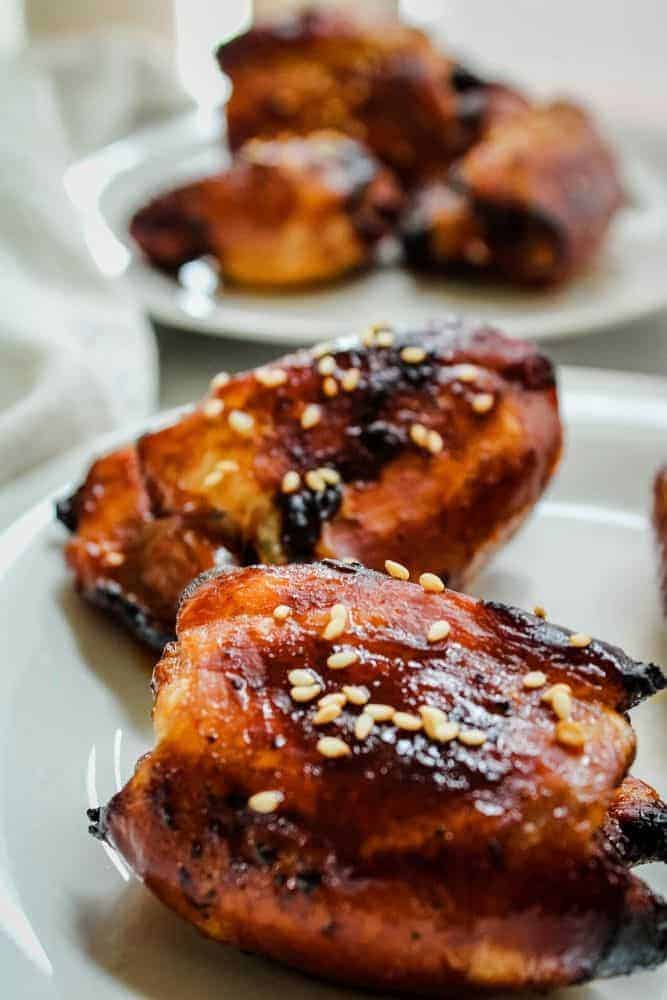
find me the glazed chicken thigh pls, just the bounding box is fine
[129,131,402,285]
[92,560,667,995]
[58,319,562,648]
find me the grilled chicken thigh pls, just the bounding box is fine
[91,560,667,995]
[401,102,623,285]
[217,7,527,182]
[58,319,562,649]
[129,131,402,285]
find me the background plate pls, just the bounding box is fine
[2,366,667,998]
[66,109,667,345]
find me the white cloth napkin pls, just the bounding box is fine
[0,31,189,488]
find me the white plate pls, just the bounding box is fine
[65,110,667,346]
[2,366,667,999]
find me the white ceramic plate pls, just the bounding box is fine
[2,366,667,999]
[65,109,667,346]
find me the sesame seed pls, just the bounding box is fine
[419,705,447,737]
[281,470,301,493]
[317,355,336,376]
[248,790,284,813]
[305,469,326,493]
[228,409,254,436]
[458,728,487,747]
[419,572,444,593]
[471,393,495,415]
[318,692,347,708]
[533,605,547,619]
[322,376,339,398]
[410,422,429,448]
[370,322,391,334]
[301,404,322,429]
[355,713,374,740]
[312,341,333,358]
[291,684,322,702]
[523,671,547,689]
[434,720,460,742]
[288,669,316,687]
[256,368,287,388]
[105,551,125,567]
[313,703,342,725]
[400,346,426,364]
[210,371,230,391]
[341,367,361,392]
[375,330,394,348]
[569,633,592,648]
[385,559,410,580]
[455,364,478,384]
[361,328,377,348]
[342,685,370,706]
[203,398,224,419]
[317,736,351,758]
[204,468,223,488]
[330,603,348,619]
[541,683,571,704]
[427,620,451,643]
[393,711,422,731]
[217,459,239,473]
[273,604,292,621]
[555,719,586,749]
[426,430,443,454]
[319,467,341,486]
[551,689,572,721]
[322,605,348,641]
[365,704,395,721]
[327,650,359,670]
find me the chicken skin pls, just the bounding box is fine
[217,7,527,182]
[402,102,623,285]
[57,319,562,649]
[129,131,402,285]
[90,560,667,995]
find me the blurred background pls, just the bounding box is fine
[1,0,666,527]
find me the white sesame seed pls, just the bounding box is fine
[375,330,395,348]
[393,711,422,731]
[288,669,316,687]
[317,736,351,758]
[322,376,339,398]
[210,371,230,391]
[305,469,326,493]
[426,430,443,454]
[318,692,347,708]
[569,633,592,648]
[322,605,348,641]
[541,683,571,704]
[523,671,547,689]
[365,704,395,721]
[419,572,444,593]
[427,620,451,643]
[342,685,370,706]
[203,397,225,419]
[301,404,322,429]
[256,368,287,388]
[341,367,361,392]
[471,393,495,415]
[455,364,478,384]
[555,719,586,749]
[458,728,487,747]
[533,605,547,619]
[204,468,223,488]
[317,355,336,376]
[313,703,342,725]
[362,328,377,348]
[312,341,333,359]
[400,346,426,364]
[105,551,125,567]
[419,705,447,738]
[434,720,460,742]
[330,603,348,619]
[355,713,375,740]
[319,467,341,486]
[281,470,301,494]
[273,604,292,622]
[327,650,359,670]
[410,422,429,448]
[291,684,322,702]
[248,790,284,813]
[228,409,254,436]
[551,689,572,721]
[385,559,410,580]
[217,459,239,473]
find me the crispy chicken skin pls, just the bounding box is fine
[90,561,667,994]
[402,102,624,285]
[217,7,527,182]
[129,131,402,285]
[58,320,562,649]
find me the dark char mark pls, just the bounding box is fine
[84,581,175,651]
